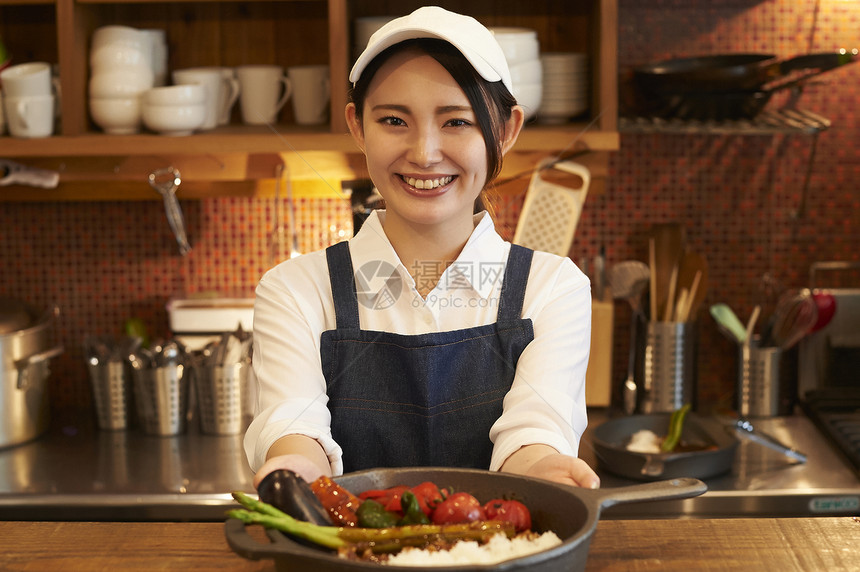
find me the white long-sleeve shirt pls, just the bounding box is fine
[244,209,592,475]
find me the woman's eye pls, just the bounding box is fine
[380,116,406,127]
[446,118,472,128]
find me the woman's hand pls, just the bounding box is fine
[520,453,600,489]
[253,454,329,489]
[500,444,600,489]
[252,434,333,489]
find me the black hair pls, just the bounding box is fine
[349,38,518,214]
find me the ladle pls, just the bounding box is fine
[610,260,651,414]
[148,166,191,256]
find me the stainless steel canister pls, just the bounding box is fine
[133,364,189,436]
[196,361,251,435]
[737,338,796,417]
[641,321,697,413]
[88,360,132,430]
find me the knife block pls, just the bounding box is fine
[586,298,614,406]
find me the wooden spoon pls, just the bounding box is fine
[650,223,684,321]
[676,251,709,322]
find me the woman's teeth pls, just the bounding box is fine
[402,175,453,190]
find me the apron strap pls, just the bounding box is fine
[497,244,534,322]
[326,241,534,327]
[325,241,360,330]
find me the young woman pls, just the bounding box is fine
[244,6,599,489]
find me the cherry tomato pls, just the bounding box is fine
[483,499,532,532]
[431,492,486,525]
[409,481,445,516]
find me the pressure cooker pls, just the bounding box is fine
[0,297,63,449]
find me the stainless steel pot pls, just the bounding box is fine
[0,300,63,448]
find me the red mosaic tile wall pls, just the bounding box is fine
[2,0,858,419]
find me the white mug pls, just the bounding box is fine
[173,67,237,130]
[5,94,55,138]
[0,62,54,98]
[287,65,330,126]
[142,29,168,87]
[236,65,292,125]
[217,67,240,125]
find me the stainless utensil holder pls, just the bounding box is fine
[133,365,189,436]
[642,322,697,413]
[87,361,131,430]
[196,362,250,435]
[737,341,782,417]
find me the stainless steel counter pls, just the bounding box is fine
[0,420,256,521]
[580,409,860,519]
[0,410,857,521]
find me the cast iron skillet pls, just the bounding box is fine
[591,413,738,481]
[225,467,706,571]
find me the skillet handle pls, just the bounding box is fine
[224,518,323,562]
[590,477,707,511]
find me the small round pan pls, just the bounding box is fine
[591,413,738,481]
[225,467,706,571]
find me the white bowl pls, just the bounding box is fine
[354,16,395,50]
[90,43,152,69]
[509,59,542,86]
[141,102,206,135]
[89,67,154,98]
[143,84,207,106]
[89,96,141,134]
[490,27,540,66]
[512,81,542,121]
[91,25,149,52]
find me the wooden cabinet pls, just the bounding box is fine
[0,0,618,200]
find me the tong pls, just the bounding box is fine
[735,419,808,463]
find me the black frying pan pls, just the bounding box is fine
[633,52,856,95]
[591,413,738,481]
[225,467,706,571]
[628,51,857,120]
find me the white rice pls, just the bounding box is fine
[383,531,563,566]
[626,429,662,454]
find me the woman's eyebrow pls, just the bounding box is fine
[370,104,473,114]
[371,103,411,114]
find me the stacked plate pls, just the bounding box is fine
[490,27,542,121]
[538,52,589,124]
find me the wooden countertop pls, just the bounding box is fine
[1,517,858,571]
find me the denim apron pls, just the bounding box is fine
[320,241,535,473]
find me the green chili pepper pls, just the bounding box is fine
[661,403,692,453]
[397,491,431,526]
[355,499,399,528]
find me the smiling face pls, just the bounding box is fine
[347,47,516,237]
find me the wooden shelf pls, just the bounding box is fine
[0,123,618,158]
[0,0,619,200]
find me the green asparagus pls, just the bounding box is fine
[229,491,515,554]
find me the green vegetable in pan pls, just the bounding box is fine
[228,491,515,554]
[661,404,692,453]
[356,499,399,528]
